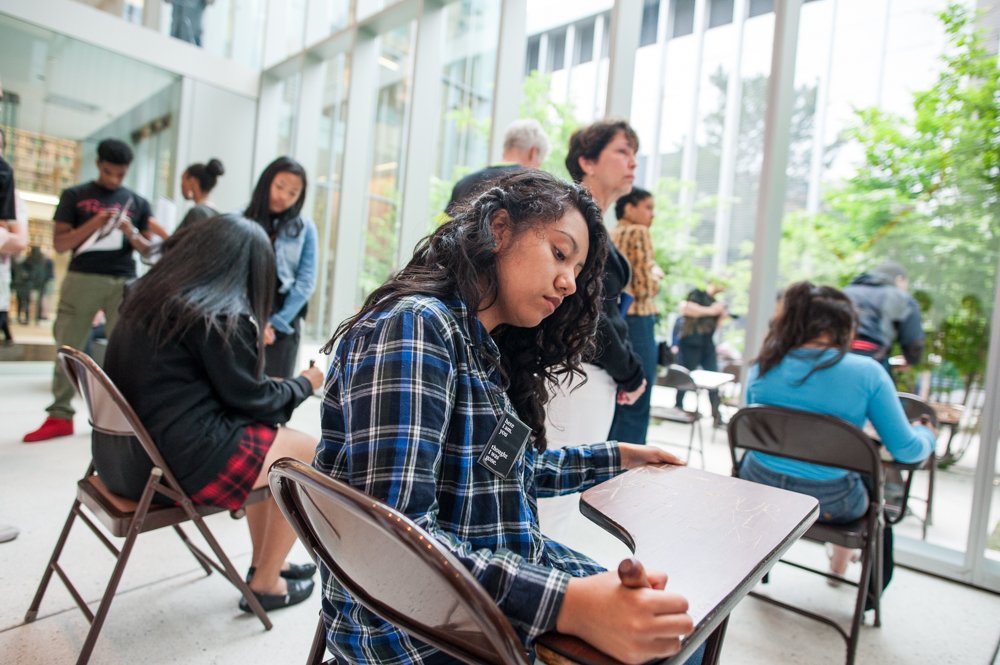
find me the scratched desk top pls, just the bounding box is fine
[579,464,819,626]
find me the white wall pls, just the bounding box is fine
[175,79,259,217]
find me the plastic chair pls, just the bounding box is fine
[649,365,704,466]
[727,405,884,665]
[891,393,939,538]
[25,346,272,665]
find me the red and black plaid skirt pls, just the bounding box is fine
[189,424,277,510]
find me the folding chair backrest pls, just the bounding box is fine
[728,405,882,481]
[659,364,698,392]
[57,346,180,488]
[268,459,530,665]
[897,393,939,428]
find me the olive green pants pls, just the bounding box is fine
[47,271,129,419]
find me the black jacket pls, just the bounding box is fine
[593,238,645,391]
[93,314,312,499]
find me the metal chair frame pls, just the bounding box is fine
[268,458,535,665]
[891,393,938,539]
[25,346,272,665]
[727,405,885,665]
[650,364,705,466]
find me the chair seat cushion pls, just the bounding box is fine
[804,516,870,550]
[649,406,699,424]
[77,475,270,538]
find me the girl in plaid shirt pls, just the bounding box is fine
[316,171,697,664]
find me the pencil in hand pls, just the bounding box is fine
[618,557,652,589]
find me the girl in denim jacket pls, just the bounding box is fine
[245,157,318,378]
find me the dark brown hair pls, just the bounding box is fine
[323,169,608,450]
[756,281,858,382]
[565,119,639,183]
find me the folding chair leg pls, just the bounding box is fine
[308,613,328,665]
[923,462,935,540]
[686,424,695,464]
[845,546,872,665]
[25,499,83,622]
[185,511,273,630]
[702,616,730,665]
[173,524,214,576]
[871,524,883,628]
[75,509,147,665]
[696,421,705,468]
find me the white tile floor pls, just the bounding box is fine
[1,361,998,665]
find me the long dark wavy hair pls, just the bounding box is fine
[244,156,308,239]
[119,213,276,375]
[322,170,608,450]
[756,281,858,383]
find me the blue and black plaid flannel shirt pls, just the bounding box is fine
[314,294,621,664]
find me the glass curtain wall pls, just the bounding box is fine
[275,73,303,157]
[358,22,416,303]
[304,52,351,340]
[0,11,179,318]
[431,0,501,219]
[773,0,997,581]
[524,1,613,179]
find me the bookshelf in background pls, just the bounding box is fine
[8,129,79,197]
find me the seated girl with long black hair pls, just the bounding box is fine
[315,170,699,665]
[95,213,324,612]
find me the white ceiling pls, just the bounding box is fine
[0,12,178,141]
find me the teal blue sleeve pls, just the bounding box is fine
[866,366,934,464]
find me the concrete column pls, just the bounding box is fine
[741,0,802,391]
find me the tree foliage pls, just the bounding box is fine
[784,4,999,323]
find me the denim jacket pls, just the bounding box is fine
[271,216,318,334]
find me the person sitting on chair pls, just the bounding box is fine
[316,170,701,665]
[737,281,935,588]
[95,213,324,612]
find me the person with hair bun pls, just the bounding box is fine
[315,169,696,665]
[738,281,935,591]
[176,158,225,231]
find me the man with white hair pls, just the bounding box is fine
[445,118,550,212]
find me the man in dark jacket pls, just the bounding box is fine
[844,262,924,371]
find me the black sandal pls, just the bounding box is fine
[238,577,315,612]
[246,561,317,583]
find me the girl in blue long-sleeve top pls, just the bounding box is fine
[245,156,318,378]
[739,281,936,587]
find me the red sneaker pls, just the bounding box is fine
[23,417,74,443]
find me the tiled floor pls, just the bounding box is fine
[0,360,998,664]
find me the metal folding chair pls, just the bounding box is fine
[889,393,939,539]
[649,365,704,466]
[25,346,272,665]
[728,405,885,665]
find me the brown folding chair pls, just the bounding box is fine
[649,365,704,466]
[269,458,595,665]
[890,393,938,538]
[25,346,273,665]
[728,405,885,665]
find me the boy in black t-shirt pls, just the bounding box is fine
[24,138,156,443]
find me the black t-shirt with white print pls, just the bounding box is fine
[54,181,151,278]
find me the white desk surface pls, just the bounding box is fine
[690,369,736,390]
